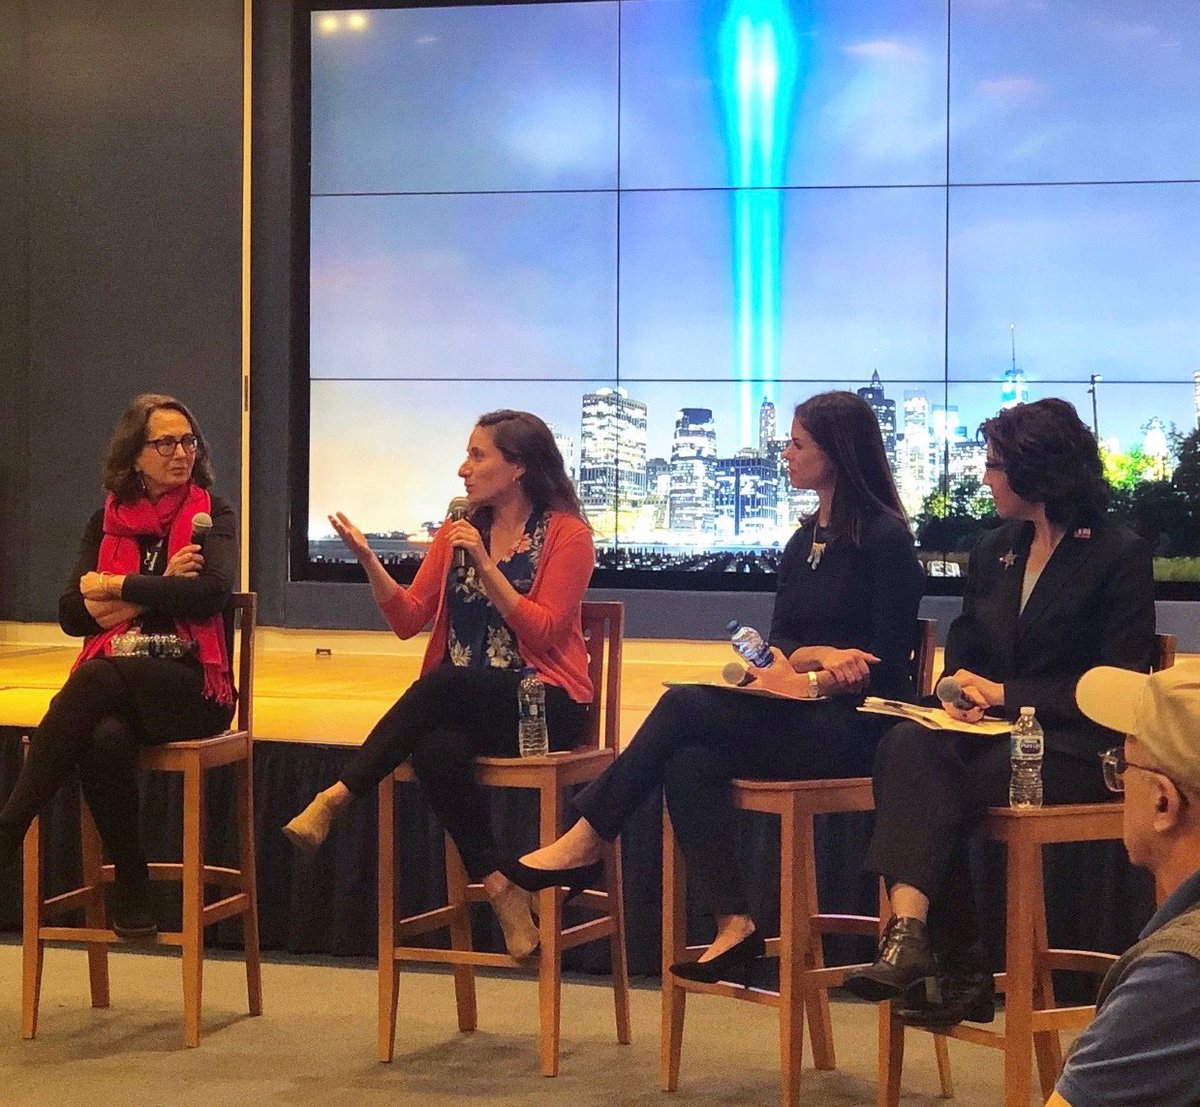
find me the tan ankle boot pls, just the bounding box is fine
[283,793,337,858]
[488,883,539,960]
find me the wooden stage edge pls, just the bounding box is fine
[1,621,801,748]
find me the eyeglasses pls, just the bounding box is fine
[1099,746,1190,805]
[983,460,1006,472]
[144,434,199,457]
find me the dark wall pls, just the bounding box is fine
[0,0,243,621]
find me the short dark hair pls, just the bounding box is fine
[979,398,1109,524]
[475,409,586,522]
[103,393,214,502]
[793,391,908,541]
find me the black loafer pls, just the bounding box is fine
[110,882,158,941]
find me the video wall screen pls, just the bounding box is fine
[298,0,1200,589]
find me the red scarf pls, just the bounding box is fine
[73,483,233,706]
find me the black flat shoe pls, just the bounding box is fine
[670,931,766,986]
[843,916,938,1003]
[501,858,603,905]
[110,882,158,941]
[899,970,996,1027]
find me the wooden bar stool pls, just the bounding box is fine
[662,619,951,1107]
[377,600,629,1077]
[878,632,1177,1107]
[21,592,260,1048]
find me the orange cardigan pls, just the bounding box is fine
[377,512,595,704]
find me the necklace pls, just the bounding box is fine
[807,524,829,570]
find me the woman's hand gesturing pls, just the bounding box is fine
[328,512,374,563]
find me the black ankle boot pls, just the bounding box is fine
[899,969,996,1027]
[110,880,157,940]
[843,916,938,1003]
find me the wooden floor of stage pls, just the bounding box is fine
[0,626,787,747]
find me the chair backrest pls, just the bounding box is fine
[580,601,623,752]
[1154,631,1176,673]
[912,617,937,699]
[230,592,257,735]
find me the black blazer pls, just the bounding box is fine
[942,516,1155,761]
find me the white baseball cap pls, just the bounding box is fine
[1076,662,1200,798]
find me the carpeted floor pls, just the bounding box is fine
[0,940,1050,1106]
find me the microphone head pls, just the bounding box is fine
[447,497,470,521]
[722,661,748,686]
[189,512,213,544]
[935,676,961,702]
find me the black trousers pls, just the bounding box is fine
[864,721,1111,960]
[572,685,889,917]
[0,657,234,884]
[340,664,590,879]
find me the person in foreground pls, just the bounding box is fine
[284,410,594,960]
[510,391,924,983]
[0,394,237,938]
[1047,661,1200,1107]
[844,398,1156,1026]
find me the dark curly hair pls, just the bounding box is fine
[793,391,908,542]
[979,398,1109,524]
[474,409,587,522]
[103,393,214,503]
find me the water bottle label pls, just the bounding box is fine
[1013,735,1042,757]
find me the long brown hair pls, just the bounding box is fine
[474,409,586,522]
[793,391,907,542]
[103,393,214,503]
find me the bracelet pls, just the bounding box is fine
[807,670,820,699]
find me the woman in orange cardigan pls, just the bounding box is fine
[285,410,593,959]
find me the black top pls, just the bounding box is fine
[943,516,1155,760]
[59,493,238,654]
[769,511,925,701]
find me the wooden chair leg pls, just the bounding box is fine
[878,1002,905,1107]
[1030,853,1064,1097]
[444,836,478,1033]
[934,1034,954,1098]
[604,836,631,1045]
[660,808,686,1092]
[180,760,205,1047]
[377,777,400,1063]
[796,810,834,1073]
[21,813,44,1040]
[235,754,262,1017]
[78,796,112,1008]
[536,778,564,1077]
[778,804,807,1107]
[1003,834,1037,1107]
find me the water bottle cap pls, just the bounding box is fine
[1019,706,1035,716]
[726,619,740,632]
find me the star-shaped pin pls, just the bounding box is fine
[1000,550,1017,569]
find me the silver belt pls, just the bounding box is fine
[110,632,196,660]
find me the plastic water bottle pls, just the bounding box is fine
[727,620,772,669]
[517,667,549,758]
[1009,706,1044,808]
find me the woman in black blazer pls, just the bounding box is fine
[844,398,1155,1026]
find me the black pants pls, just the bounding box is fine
[864,721,1111,960]
[340,664,590,879]
[572,685,888,917]
[0,657,234,884]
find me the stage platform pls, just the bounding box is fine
[0,623,758,745]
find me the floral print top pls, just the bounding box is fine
[445,510,546,671]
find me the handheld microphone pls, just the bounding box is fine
[189,512,213,549]
[447,497,471,583]
[935,676,976,712]
[721,661,753,687]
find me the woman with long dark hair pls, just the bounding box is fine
[0,394,237,938]
[845,398,1155,1027]
[506,391,925,983]
[284,410,594,960]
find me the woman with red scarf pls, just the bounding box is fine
[0,394,236,938]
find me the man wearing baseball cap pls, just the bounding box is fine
[1048,661,1200,1107]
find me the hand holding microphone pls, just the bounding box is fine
[936,671,1003,722]
[163,512,213,578]
[446,497,472,583]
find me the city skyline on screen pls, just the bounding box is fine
[306,0,1200,559]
